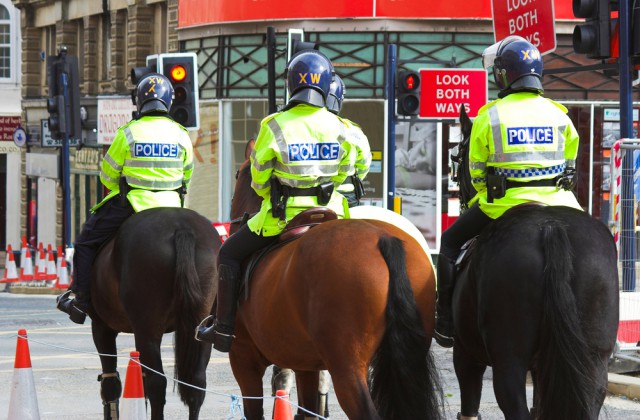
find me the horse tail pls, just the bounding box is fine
[369,235,444,420]
[536,221,601,419]
[173,229,206,404]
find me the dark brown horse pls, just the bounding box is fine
[89,207,220,420]
[451,107,620,419]
[224,159,443,420]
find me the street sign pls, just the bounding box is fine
[41,119,81,147]
[491,0,556,55]
[13,127,27,147]
[419,69,488,119]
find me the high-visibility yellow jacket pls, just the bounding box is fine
[469,92,582,219]
[248,104,355,236]
[336,117,372,194]
[92,115,194,213]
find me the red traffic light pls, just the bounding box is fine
[404,74,418,90]
[169,64,187,82]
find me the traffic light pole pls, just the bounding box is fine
[61,71,72,249]
[619,0,635,291]
[387,44,397,211]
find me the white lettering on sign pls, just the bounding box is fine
[434,73,472,116]
[506,0,534,12]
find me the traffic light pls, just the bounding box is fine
[46,49,81,141]
[159,53,200,130]
[572,0,613,59]
[397,70,421,116]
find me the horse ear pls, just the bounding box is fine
[459,105,472,139]
[244,138,256,161]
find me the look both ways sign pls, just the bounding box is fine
[419,69,488,119]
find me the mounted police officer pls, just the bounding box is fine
[196,49,355,352]
[328,74,372,207]
[434,36,582,348]
[57,73,194,324]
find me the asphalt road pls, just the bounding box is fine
[1,292,640,419]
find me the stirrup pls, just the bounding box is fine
[194,315,216,342]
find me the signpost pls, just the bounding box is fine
[419,69,488,119]
[491,0,557,55]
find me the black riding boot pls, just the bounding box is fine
[56,290,90,324]
[195,264,240,352]
[435,254,456,348]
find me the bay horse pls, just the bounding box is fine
[89,207,220,420]
[224,157,443,420]
[451,107,619,419]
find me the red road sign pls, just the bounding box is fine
[491,0,556,55]
[419,69,488,119]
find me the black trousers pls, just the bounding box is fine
[218,223,277,272]
[72,198,135,294]
[440,203,492,261]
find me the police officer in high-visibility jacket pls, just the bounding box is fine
[327,74,372,207]
[434,36,582,348]
[196,50,355,352]
[57,73,194,324]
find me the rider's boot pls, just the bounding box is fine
[56,289,90,324]
[435,253,456,348]
[195,264,240,352]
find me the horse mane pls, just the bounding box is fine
[229,148,262,234]
[454,106,477,211]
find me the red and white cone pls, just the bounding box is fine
[19,247,34,283]
[8,329,40,420]
[45,250,58,286]
[120,351,146,419]
[55,258,71,289]
[34,243,46,282]
[1,245,19,284]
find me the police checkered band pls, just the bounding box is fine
[493,163,565,178]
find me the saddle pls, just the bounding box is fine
[240,207,338,299]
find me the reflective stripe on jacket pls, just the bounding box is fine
[337,117,372,193]
[92,116,194,213]
[469,92,582,218]
[248,104,356,236]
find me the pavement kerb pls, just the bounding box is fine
[608,373,640,401]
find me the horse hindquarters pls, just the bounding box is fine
[535,219,616,420]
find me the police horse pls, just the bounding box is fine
[221,156,443,420]
[450,107,619,419]
[89,207,220,419]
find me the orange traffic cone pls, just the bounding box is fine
[1,245,19,284]
[121,351,146,419]
[45,250,58,285]
[56,245,64,270]
[34,244,46,282]
[273,390,293,420]
[56,258,71,289]
[19,247,34,282]
[8,329,40,419]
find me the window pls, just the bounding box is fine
[0,5,10,78]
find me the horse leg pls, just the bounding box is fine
[91,320,122,420]
[453,346,485,419]
[135,335,167,420]
[271,366,295,396]
[491,361,531,420]
[229,342,269,420]
[318,370,331,418]
[327,364,379,420]
[184,341,212,420]
[293,370,320,419]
